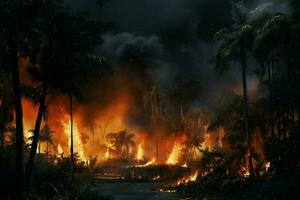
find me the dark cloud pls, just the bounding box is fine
[99,33,163,62]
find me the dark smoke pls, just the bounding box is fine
[64,0,293,118]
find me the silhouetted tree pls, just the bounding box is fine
[0,0,42,196]
[106,130,135,159]
[214,2,255,177]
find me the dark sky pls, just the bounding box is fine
[65,0,292,108]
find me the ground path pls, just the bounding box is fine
[91,174,185,200]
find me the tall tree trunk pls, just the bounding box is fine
[0,124,4,150]
[151,86,159,164]
[267,61,275,139]
[70,94,74,177]
[38,142,40,154]
[241,55,255,178]
[25,84,47,188]
[11,48,25,199]
[46,141,49,163]
[7,1,41,197]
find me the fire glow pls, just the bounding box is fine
[21,90,216,167]
[136,144,145,161]
[177,170,199,185]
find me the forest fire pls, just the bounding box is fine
[21,92,219,169]
[2,1,300,199]
[19,66,218,169]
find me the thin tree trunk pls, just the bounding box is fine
[25,84,47,188]
[0,124,4,150]
[46,141,49,163]
[70,94,74,177]
[38,142,40,154]
[151,86,159,164]
[241,54,254,178]
[11,48,25,198]
[267,61,275,139]
[7,1,41,196]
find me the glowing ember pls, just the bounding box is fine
[177,171,199,185]
[159,189,176,193]
[152,175,161,181]
[181,162,188,168]
[265,162,271,172]
[136,144,144,161]
[241,167,250,178]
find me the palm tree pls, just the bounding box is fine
[0,0,42,195]
[214,3,255,177]
[28,124,54,154]
[253,14,294,139]
[40,125,54,154]
[106,130,135,159]
[183,133,204,160]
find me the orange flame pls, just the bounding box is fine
[166,134,186,165]
[177,170,199,185]
[57,144,63,155]
[265,162,271,172]
[136,143,144,161]
[104,148,110,160]
[181,162,188,168]
[136,157,156,167]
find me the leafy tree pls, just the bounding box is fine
[214,2,255,177]
[183,133,204,161]
[253,14,295,138]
